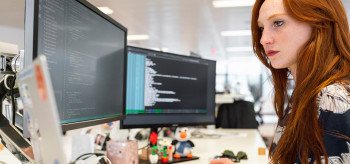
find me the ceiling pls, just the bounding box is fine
[0,0,350,62]
[87,0,254,61]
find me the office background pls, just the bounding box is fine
[0,0,350,146]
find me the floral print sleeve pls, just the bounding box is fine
[317,82,350,163]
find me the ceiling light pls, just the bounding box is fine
[97,7,114,15]
[127,35,150,41]
[226,47,252,52]
[149,47,168,52]
[221,30,251,36]
[151,48,161,51]
[161,48,169,52]
[213,0,255,8]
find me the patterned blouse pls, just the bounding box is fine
[271,82,350,163]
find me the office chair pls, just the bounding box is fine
[215,100,259,129]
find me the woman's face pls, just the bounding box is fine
[258,0,312,71]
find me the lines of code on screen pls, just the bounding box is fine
[126,49,208,114]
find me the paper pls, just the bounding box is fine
[70,134,95,161]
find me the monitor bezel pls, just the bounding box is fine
[121,46,216,129]
[28,0,127,131]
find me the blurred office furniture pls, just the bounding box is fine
[252,100,264,125]
[215,100,259,129]
[215,93,248,104]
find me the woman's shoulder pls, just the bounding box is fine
[317,82,350,113]
[316,82,350,163]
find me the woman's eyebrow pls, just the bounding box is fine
[267,13,287,20]
[258,13,287,24]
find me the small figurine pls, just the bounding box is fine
[148,132,159,163]
[149,132,158,146]
[168,146,174,161]
[171,127,195,158]
[149,146,159,164]
[160,146,169,163]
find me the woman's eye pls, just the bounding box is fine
[259,27,264,32]
[273,21,284,27]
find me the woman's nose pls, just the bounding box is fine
[260,29,274,46]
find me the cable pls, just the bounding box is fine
[74,154,112,164]
[94,156,112,164]
[91,156,104,164]
[74,152,104,161]
[104,156,112,164]
[0,77,10,120]
[10,75,16,125]
[138,143,150,150]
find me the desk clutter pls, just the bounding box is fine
[69,125,201,164]
[106,140,139,164]
[0,120,269,163]
[137,127,199,164]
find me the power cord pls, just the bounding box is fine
[10,75,16,125]
[75,153,104,161]
[93,156,111,164]
[138,143,150,150]
[73,153,112,164]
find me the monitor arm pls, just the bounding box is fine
[0,42,24,125]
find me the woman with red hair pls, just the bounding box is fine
[211,0,350,163]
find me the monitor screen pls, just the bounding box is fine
[121,46,216,128]
[25,0,126,131]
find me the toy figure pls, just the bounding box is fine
[171,127,195,158]
[160,146,169,163]
[149,132,158,146]
[149,146,158,164]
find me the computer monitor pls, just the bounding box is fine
[24,0,127,131]
[121,46,216,129]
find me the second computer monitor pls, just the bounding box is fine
[122,46,216,128]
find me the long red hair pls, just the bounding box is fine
[251,0,350,163]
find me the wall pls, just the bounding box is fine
[0,25,24,50]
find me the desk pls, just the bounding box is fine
[66,128,269,164]
[0,126,268,164]
[0,146,22,164]
[179,129,268,164]
[0,125,267,164]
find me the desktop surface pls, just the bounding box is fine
[191,129,268,164]
[0,146,22,164]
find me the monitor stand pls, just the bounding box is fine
[139,127,200,164]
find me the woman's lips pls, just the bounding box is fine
[266,50,279,57]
